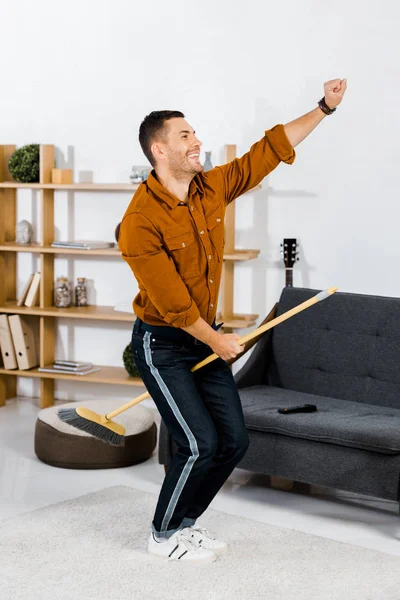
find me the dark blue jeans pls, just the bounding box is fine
[131,318,249,540]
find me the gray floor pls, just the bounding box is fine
[1,396,400,557]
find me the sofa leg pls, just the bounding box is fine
[269,476,312,494]
[270,476,294,491]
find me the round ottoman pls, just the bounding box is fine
[35,400,157,469]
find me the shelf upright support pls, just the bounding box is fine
[221,144,237,333]
[0,145,17,404]
[39,145,55,407]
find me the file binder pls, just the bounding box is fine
[8,315,38,370]
[0,314,18,369]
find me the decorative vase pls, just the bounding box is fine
[203,151,213,171]
[15,220,33,245]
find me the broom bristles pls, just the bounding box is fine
[58,408,125,447]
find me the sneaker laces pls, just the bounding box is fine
[175,530,200,552]
[190,525,215,540]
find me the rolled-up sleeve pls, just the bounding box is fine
[214,124,296,205]
[119,212,200,327]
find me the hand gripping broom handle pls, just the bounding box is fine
[104,287,337,421]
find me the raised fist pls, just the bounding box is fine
[324,78,347,110]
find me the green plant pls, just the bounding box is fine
[8,144,40,183]
[123,343,140,378]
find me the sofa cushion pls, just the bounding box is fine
[239,385,400,455]
[268,287,400,410]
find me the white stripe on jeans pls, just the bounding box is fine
[143,331,199,534]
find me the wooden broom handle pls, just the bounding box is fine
[191,287,337,372]
[105,287,337,420]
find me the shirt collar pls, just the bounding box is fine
[146,170,202,208]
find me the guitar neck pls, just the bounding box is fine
[281,238,298,288]
[285,268,293,287]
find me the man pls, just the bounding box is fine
[119,79,347,565]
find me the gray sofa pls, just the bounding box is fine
[158,287,400,509]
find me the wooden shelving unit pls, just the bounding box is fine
[219,144,260,332]
[0,143,260,408]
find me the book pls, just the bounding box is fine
[0,314,18,369]
[53,363,94,373]
[51,240,115,250]
[8,315,38,370]
[52,366,97,374]
[54,360,93,369]
[17,273,35,307]
[24,272,41,307]
[38,365,101,376]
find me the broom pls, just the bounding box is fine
[58,287,337,446]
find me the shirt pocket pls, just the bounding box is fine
[164,230,201,280]
[206,209,224,262]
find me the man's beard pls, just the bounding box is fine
[168,151,203,178]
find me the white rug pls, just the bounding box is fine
[0,485,399,600]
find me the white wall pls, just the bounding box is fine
[1,0,399,402]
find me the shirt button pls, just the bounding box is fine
[200,230,204,235]
[190,206,194,211]
[208,255,212,260]
[210,303,214,308]
[216,218,221,222]
[182,242,186,247]
[210,279,213,284]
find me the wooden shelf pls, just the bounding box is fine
[0,242,260,261]
[0,302,254,328]
[218,312,258,328]
[220,318,257,329]
[223,249,260,261]
[1,302,135,322]
[218,312,258,321]
[0,242,121,256]
[0,365,143,386]
[0,182,260,193]
[0,182,139,191]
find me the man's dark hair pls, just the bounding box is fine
[139,110,184,167]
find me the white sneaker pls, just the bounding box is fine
[186,525,228,552]
[148,529,217,564]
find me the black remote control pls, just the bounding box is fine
[278,404,317,414]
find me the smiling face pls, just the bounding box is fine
[152,118,203,177]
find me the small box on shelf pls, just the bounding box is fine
[51,169,73,184]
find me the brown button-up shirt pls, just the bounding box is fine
[119,124,295,328]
